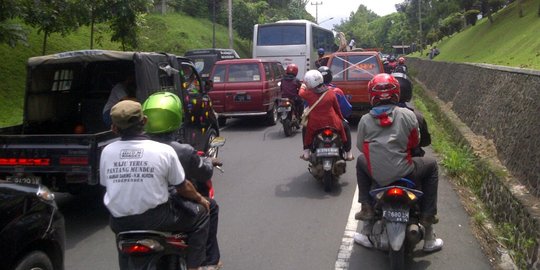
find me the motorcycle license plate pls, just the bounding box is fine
[7,175,41,185]
[383,209,409,223]
[315,147,339,157]
[277,107,291,113]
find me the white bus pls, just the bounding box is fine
[253,20,336,79]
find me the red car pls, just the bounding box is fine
[208,58,284,126]
[321,51,385,117]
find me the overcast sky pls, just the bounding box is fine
[306,0,405,30]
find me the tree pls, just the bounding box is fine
[21,0,80,55]
[108,0,151,51]
[74,0,111,49]
[0,0,28,47]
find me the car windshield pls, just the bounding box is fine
[330,55,380,81]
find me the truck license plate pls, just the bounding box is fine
[383,209,409,223]
[6,175,41,185]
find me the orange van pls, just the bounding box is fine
[208,58,284,126]
[322,51,384,117]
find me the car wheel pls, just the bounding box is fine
[266,104,278,126]
[14,251,54,270]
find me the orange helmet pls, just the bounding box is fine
[285,64,299,76]
[398,57,405,64]
[368,73,400,106]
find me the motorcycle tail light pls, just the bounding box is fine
[323,129,333,137]
[387,187,405,197]
[166,236,189,249]
[119,239,163,254]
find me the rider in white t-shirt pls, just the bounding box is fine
[100,100,210,270]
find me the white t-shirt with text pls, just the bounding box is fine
[100,139,185,217]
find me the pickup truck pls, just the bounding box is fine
[0,50,219,194]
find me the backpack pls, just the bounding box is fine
[336,93,352,118]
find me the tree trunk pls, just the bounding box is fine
[42,31,48,55]
[518,0,524,17]
[90,16,95,49]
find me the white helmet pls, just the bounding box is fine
[303,70,325,93]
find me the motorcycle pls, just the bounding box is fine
[277,97,301,137]
[365,178,425,270]
[306,127,347,192]
[115,137,225,270]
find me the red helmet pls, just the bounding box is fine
[398,57,405,64]
[285,64,299,76]
[368,73,400,106]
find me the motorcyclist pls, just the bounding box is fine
[315,47,327,68]
[281,63,303,120]
[353,73,443,253]
[299,70,349,160]
[142,92,223,270]
[318,66,354,161]
[394,56,408,74]
[100,100,210,270]
[384,55,397,74]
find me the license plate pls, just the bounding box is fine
[234,94,251,102]
[315,147,339,157]
[6,175,41,185]
[277,107,291,112]
[383,209,409,223]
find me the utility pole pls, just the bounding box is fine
[418,0,423,50]
[311,1,322,23]
[212,0,216,48]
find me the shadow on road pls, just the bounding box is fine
[274,170,350,199]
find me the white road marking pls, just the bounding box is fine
[335,186,361,270]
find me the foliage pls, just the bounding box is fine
[0,0,28,47]
[108,0,151,50]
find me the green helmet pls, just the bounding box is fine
[142,92,183,134]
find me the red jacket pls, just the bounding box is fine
[299,85,346,147]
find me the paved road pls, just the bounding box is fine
[60,117,493,269]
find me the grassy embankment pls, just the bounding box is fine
[410,1,539,268]
[0,12,251,127]
[411,0,540,70]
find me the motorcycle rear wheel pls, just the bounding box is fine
[389,244,405,270]
[283,119,293,137]
[323,170,333,192]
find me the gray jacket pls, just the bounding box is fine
[356,105,420,186]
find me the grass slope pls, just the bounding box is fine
[0,13,251,127]
[411,0,540,70]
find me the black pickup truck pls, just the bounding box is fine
[0,50,219,194]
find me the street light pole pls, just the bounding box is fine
[311,1,322,24]
[212,0,216,49]
[318,17,334,25]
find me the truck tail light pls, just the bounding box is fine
[0,158,50,166]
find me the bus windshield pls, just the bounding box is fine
[257,25,306,46]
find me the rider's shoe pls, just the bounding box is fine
[300,149,310,160]
[354,204,375,220]
[353,232,373,248]
[344,151,354,161]
[422,223,444,252]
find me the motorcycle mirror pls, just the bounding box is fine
[210,137,226,148]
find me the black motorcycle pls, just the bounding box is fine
[306,127,347,192]
[277,97,301,137]
[365,178,425,270]
[116,230,189,270]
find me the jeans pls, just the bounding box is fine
[204,198,221,266]
[356,154,439,217]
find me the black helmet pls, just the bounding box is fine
[318,66,333,84]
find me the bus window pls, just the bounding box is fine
[257,25,306,46]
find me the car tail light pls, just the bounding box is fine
[0,158,50,166]
[60,156,88,165]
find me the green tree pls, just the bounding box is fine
[108,0,151,50]
[74,0,112,48]
[21,0,80,55]
[0,0,28,47]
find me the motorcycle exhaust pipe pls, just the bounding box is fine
[406,224,423,245]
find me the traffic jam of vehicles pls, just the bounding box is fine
[1,19,442,270]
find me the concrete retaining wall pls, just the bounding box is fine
[409,58,540,268]
[408,58,540,196]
